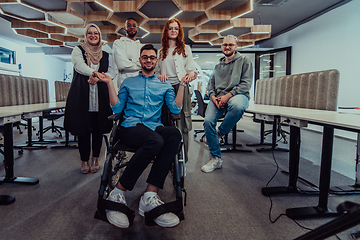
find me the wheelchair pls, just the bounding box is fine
[94,111,187,227]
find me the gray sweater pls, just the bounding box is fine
[207,52,253,99]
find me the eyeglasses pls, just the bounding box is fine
[126,23,138,28]
[87,31,99,36]
[168,27,180,31]
[140,55,157,61]
[222,43,236,48]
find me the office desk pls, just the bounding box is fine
[0,111,22,205]
[281,109,360,219]
[0,103,66,192]
[0,102,66,149]
[249,104,360,219]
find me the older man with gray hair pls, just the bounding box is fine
[201,35,253,173]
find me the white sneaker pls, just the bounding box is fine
[201,156,223,173]
[139,193,180,228]
[106,189,130,228]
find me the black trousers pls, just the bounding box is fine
[118,123,181,191]
[77,112,103,162]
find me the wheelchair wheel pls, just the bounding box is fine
[106,150,128,191]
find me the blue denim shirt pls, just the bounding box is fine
[111,72,182,131]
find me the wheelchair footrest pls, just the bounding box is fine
[144,198,184,226]
[95,197,135,227]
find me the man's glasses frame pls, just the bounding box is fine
[126,23,138,28]
[140,55,157,61]
[221,43,236,48]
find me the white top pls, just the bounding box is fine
[158,47,178,85]
[112,37,143,91]
[71,46,115,112]
[156,45,196,85]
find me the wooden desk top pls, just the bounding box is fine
[246,103,360,132]
[0,102,66,114]
[0,111,22,126]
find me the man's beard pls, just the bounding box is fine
[142,65,155,72]
[223,50,235,57]
[127,31,137,38]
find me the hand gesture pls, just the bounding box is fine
[158,74,168,82]
[88,77,99,85]
[97,72,112,84]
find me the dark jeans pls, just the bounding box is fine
[118,123,181,191]
[77,112,103,162]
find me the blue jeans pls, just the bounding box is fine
[203,94,249,158]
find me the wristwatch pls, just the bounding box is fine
[180,82,187,87]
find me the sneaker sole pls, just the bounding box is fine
[106,212,130,229]
[138,208,180,228]
[201,165,222,173]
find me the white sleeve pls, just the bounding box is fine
[113,39,141,72]
[155,48,162,75]
[105,53,116,80]
[184,45,196,74]
[71,46,93,76]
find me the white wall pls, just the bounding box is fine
[0,36,68,102]
[260,0,360,108]
[259,1,360,139]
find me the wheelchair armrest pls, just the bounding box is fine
[108,113,122,121]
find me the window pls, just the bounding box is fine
[0,47,16,64]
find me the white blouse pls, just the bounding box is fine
[156,45,196,85]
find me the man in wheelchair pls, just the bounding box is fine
[98,44,190,228]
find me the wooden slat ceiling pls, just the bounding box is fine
[0,0,349,50]
[0,0,270,48]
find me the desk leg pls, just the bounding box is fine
[262,125,300,196]
[256,118,289,152]
[221,125,252,153]
[0,123,39,185]
[0,195,15,205]
[51,130,78,149]
[15,118,47,149]
[32,116,57,144]
[286,126,339,219]
[246,120,272,147]
[0,123,16,205]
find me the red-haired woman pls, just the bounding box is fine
[156,18,197,163]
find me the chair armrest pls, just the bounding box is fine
[108,113,122,121]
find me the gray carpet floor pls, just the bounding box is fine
[1,116,360,240]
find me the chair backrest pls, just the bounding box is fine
[55,81,71,102]
[194,90,206,117]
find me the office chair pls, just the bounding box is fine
[38,109,65,138]
[193,90,207,142]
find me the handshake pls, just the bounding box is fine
[88,71,111,85]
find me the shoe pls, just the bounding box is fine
[90,157,99,173]
[81,161,90,174]
[139,193,180,228]
[201,156,223,173]
[106,189,130,228]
